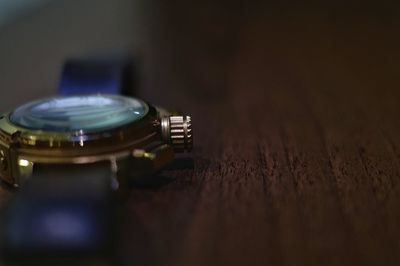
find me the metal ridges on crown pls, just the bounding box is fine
[161,115,192,152]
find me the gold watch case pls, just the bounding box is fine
[0,98,192,187]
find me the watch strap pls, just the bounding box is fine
[1,162,117,262]
[58,57,136,96]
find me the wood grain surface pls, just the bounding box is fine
[2,2,400,266]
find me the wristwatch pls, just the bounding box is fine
[0,57,193,262]
[0,58,193,188]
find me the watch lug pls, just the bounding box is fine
[0,146,15,186]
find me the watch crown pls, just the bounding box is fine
[161,116,193,152]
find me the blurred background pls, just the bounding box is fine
[0,0,138,110]
[2,0,397,112]
[1,0,399,117]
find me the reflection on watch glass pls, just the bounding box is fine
[10,94,148,132]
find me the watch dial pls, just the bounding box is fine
[10,94,148,132]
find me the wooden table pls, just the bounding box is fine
[1,2,400,265]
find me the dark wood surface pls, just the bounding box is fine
[2,2,400,266]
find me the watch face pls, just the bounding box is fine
[9,94,148,132]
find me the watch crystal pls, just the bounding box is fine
[10,94,148,132]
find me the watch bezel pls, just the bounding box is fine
[0,97,167,186]
[0,100,158,150]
